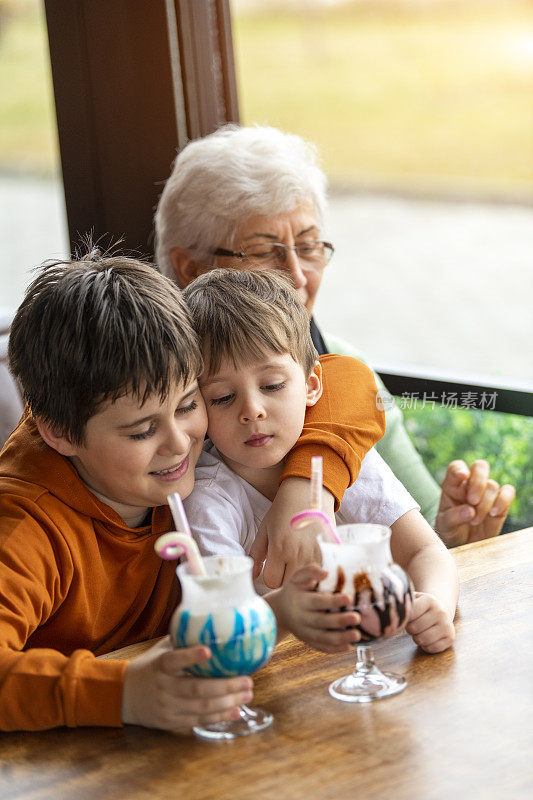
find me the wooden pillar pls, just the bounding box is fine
[44,0,239,257]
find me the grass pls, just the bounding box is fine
[233,0,533,195]
[0,0,59,175]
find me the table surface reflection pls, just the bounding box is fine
[1,529,532,800]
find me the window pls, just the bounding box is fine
[0,0,68,312]
[232,0,533,382]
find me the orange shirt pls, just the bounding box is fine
[286,355,385,505]
[0,354,384,730]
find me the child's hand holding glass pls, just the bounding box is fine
[406,591,456,654]
[121,638,254,733]
[267,563,362,654]
[251,478,336,587]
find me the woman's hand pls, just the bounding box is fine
[267,564,361,654]
[436,460,515,547]
[406,591,455,653]
[122,637,254,733]
[251,478,335,588]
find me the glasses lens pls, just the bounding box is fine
[244,243,282,262]
[242,241,334,268]
[297,241,325,262]
[297,241,334,266]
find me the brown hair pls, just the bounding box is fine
[182,268,317,378]
[8,250,202,443]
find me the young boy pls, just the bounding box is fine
[183,269,459,654]
[0,252,382,732]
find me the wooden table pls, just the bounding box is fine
[1,529,532,800]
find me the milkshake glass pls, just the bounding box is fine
[319,523,413,702]
[171,554,277,739]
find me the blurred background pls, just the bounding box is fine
[0,0,532,525]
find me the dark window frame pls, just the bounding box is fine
[44,0,238,257]
[376,367,532,417]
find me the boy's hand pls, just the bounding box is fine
[273,564,361,654]
[252,477,335,588]
[406,591,455,654]
[122,637,253,733]
[436,459,515,547]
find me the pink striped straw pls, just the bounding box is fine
[162,492,208,576]
[167,492,192,538]
[290,456,341,544]
[154,532,207,576]
[310,455,323,510]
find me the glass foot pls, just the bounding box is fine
[329,668,407,702]
[193,705,273,741]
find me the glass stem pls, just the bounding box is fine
[355,645,375,674]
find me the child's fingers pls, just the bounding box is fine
[407,592,433,623]
[411,622,441,647]
[288,563,328,589]
[262,548,286,589]
[303,626,360,653]
[159,645,212,674]
[154,681,254,732]
[159,684,254,716]
[407,604,450,638]
[164,673,253,699]
[302,592,355,612]
[284,540,322,583]
[284,552,315,583]
[412,622,455,650]
[406,609,437,636]
[419,633,455,654]
[249,527,268,579]
[303,609,360,630]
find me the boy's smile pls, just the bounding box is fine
[200,352,321,499]
[51,380,207,527]
[149,454,191,481]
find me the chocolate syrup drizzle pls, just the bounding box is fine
[333,565,413,643]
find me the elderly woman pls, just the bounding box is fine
[154,125,515,550]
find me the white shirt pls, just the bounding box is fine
[184,441,419,564]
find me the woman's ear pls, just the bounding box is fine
[305,361,323,407]
[169,247,204,288]
[35,418,78,457]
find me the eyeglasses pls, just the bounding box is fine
[212,240,335,270]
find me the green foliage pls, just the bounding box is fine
[402,405,533,529]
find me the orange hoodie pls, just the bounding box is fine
[0,354,384,730]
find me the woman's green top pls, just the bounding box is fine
[325,332,440,527]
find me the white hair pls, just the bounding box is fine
[154,125,328,279]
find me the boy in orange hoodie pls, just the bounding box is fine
[0,251,384,732]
